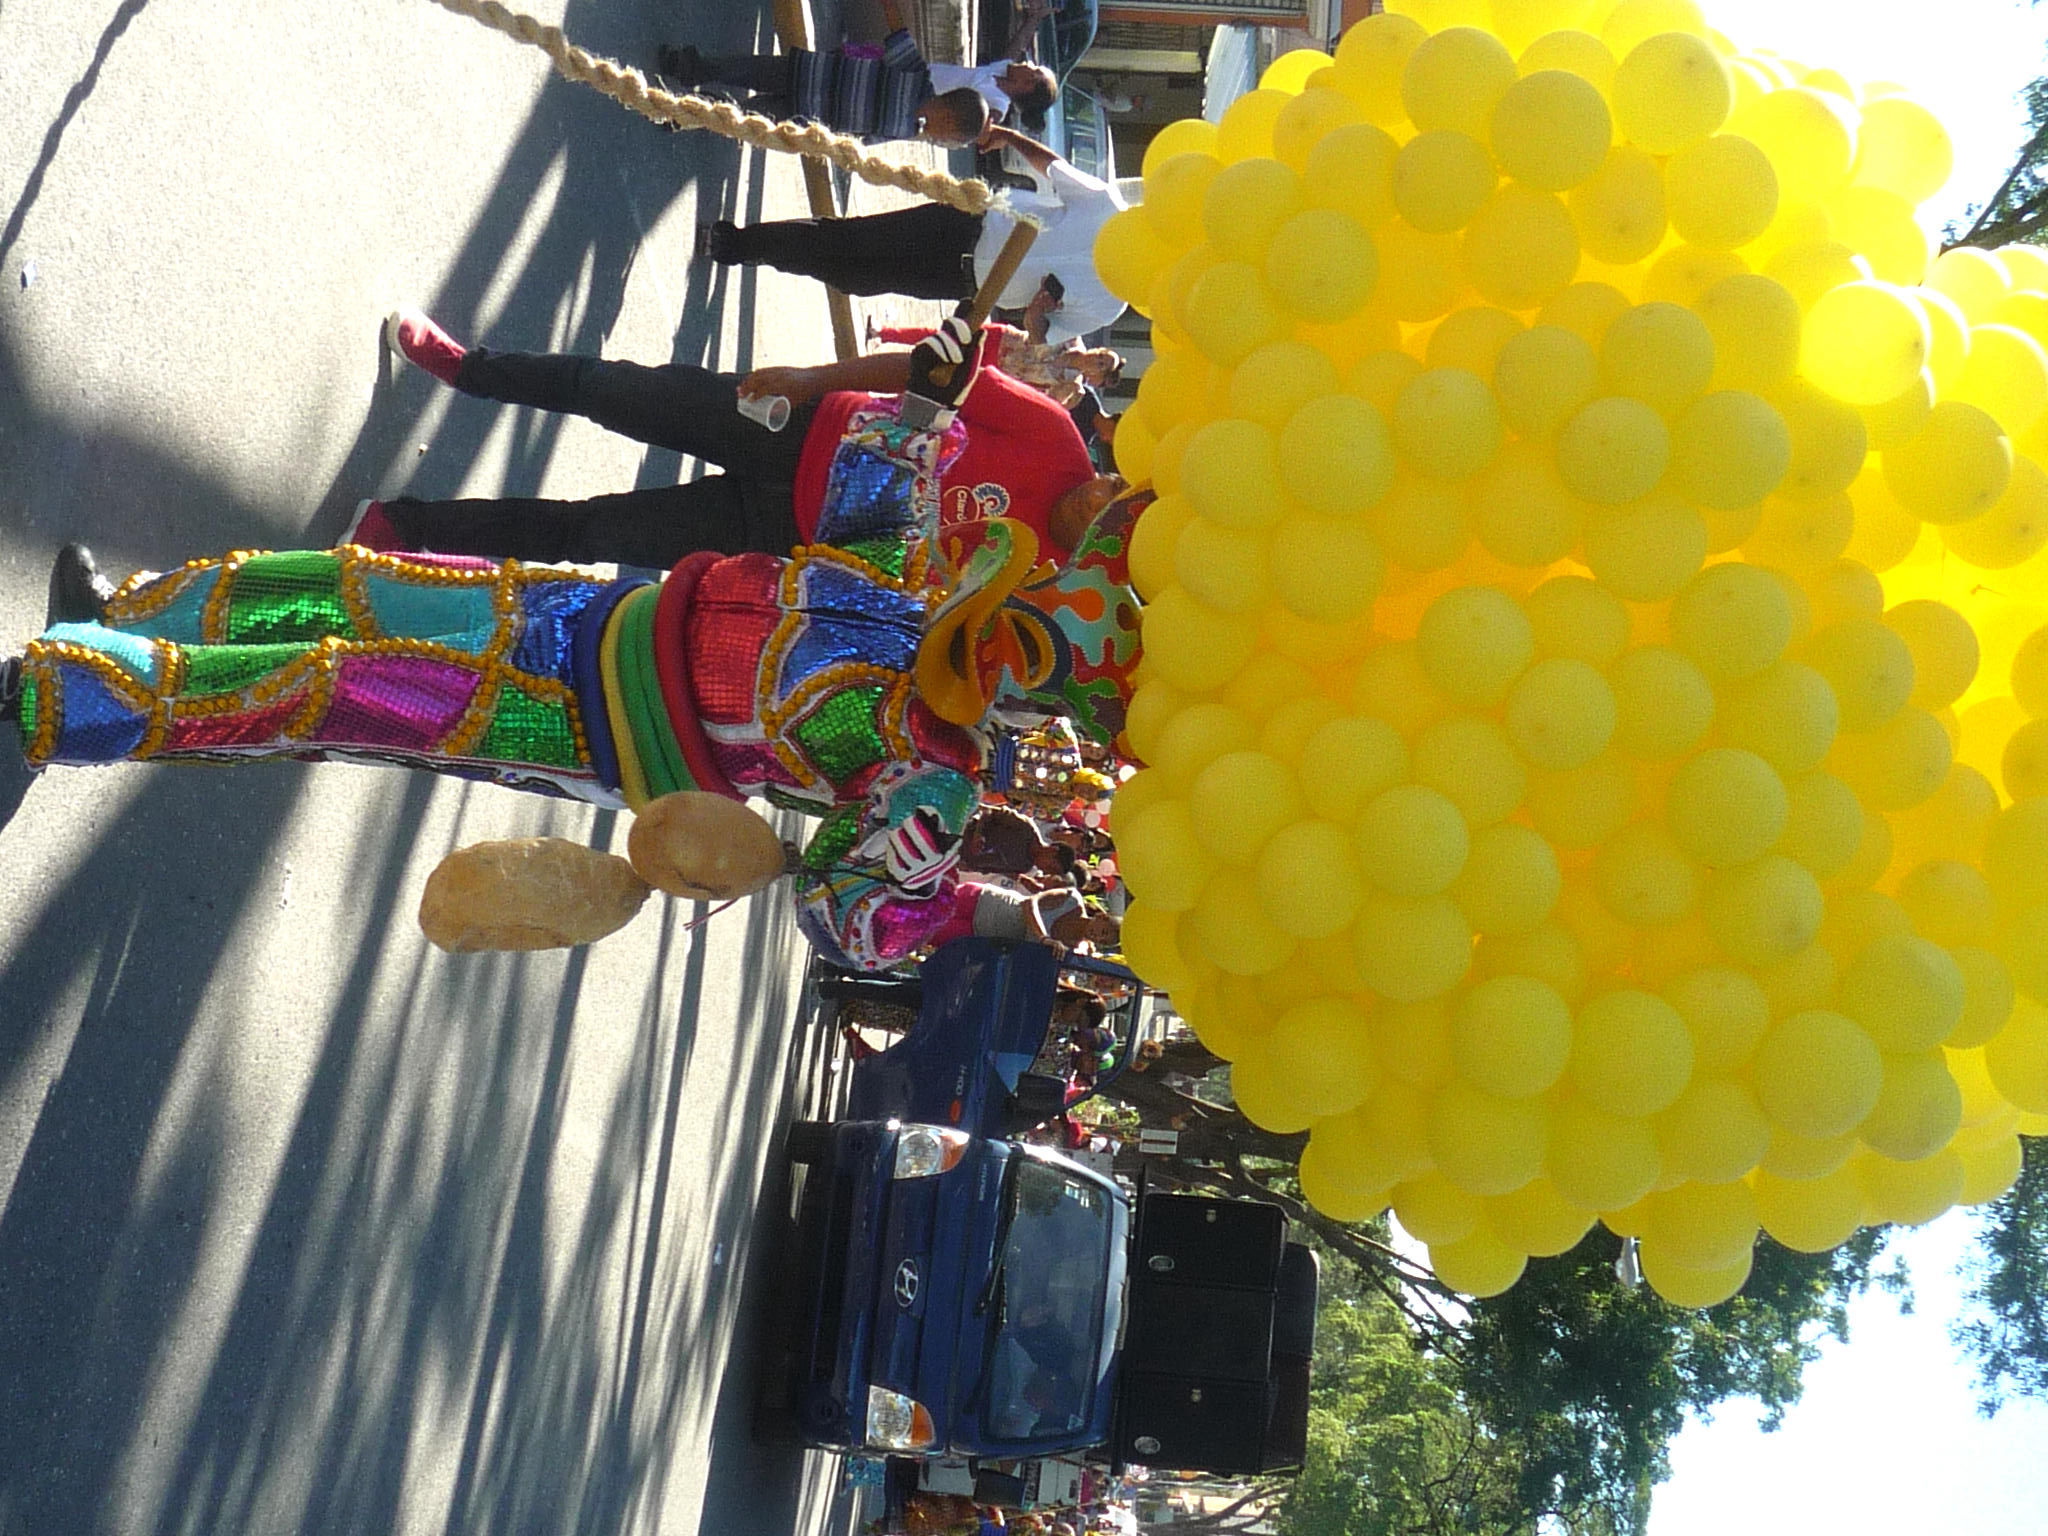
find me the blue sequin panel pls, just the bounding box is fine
[509,580,602,682]
[111,565,220,646]
[44,622,160,690]
[776,564,923,697]
[812,445,923,545]
[360,572,499,654]
[51,664,149,764]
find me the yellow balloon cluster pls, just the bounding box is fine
[1100,0,2048,1310]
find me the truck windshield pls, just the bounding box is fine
[976,1156,1113,1443]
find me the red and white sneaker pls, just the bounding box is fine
[343,498,403,552]
[383,307,467,386]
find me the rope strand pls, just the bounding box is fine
[425,0,1009,219]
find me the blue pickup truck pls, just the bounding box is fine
[771,938,1316,1477]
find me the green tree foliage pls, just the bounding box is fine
[1950,1,2048,248]
[1955,1135,2048,1410]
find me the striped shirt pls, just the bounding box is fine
[789,29,932,142]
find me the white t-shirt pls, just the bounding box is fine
[972,159,1130,345]
[928,60,1014,118]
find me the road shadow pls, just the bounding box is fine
[0,3,850,1533]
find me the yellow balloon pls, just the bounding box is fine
[1494,325,1599,440]
[1603,0,1709,55]
[1941,453,2048,569]
[1859,1050,1965,1161]
[1402,25,1520,137]
[1753,1008,1884,1138]
[1539,280,1632,347]
[1800,282,1931,405]
[1695,273,1802,393]
[1703,854,1825,967]
[1665,133,1778,250]
[1555,396,1670,503]
[1645,1176,1761,1270]
[1258,818,1369,938]
[1279,393,1396,516]
[1490,67,1611,191]
[1669,390,1792,509]
[1297,1141,1390,1222]
[1802,615,1913,733]
[1374,997,1456,1088]
[1453,821,1563,935]
[1611,30,1730,154]
[1189,869,1299,975]
[1190,750,1303,866]
[1856,1146,1966,1226]
[1333,12,1429,126]
[1300,715,1409,822]
[1581,493,1708,601]
[1394,129,1498,233]
[1353,639,1452,736]
[1428,1229,1530,1297]
[1391,1170,1483,1244]
[1488,1177,1599,1256]
[1143,117,1222,178]
[1525,574,1629,666]
[1301,121,1400,231]
[1520,29,1617,93]
[1228,1046,1315,1131]
[1416,585,1535,707]
[1668,748,1791,868]
[1116,800,1212,913]
[1372,220,1466,323]
[1358,783,1472,897]
[1928,245,2014,321]
[1754,1164,1866,1252]
[1183,260,1288,366]
[1413,713,1529,826]
[1776,770,1863,878]
[1828,185,1931,286]
[1267,995,1378,1118]
[1216,89,1291,164]
[1568,144,1669,264]
[1144,151,1223,246]
[1852,94,1953,204]
[1985,997,2048,1112]
[1354,892,1475,1001]
[1954,324,2048,437]
[1734,85,1858,204]
[1609,646,1716,760]
[1461,184,1581,310]
[1151,700,1254,791]
[1884,399,2014,525]
[1547,1097,1662,1209]
[1180,417,1285,529]
[1272,84,1366,175]
[1394,368,1504,481]
[1426,1077,1549,1194]
[1471,441,1586,567]
[1507,658,1617,770]
[1173,516,1270,614]
[1265,209,1380,322]
[1451,974,1575,1097]
[1594,820,1700,926]
[1425,306,1527,380]
[1526,750,1640,848]
[1571,989,1695,1116]
[1230,342,1340,432]
[1141,585,1259,693]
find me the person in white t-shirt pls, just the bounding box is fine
[700,122,1128,346]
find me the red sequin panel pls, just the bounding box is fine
[163,690,309,750]
[685,555,782,726]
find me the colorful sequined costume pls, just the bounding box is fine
[14,414,1144,973]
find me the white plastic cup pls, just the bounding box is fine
[737,392,791,432]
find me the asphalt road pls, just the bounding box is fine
[0,2,923,1532]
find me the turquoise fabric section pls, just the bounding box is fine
[44,621,160,688]
[114,565,219,645]
[360,571,498,653]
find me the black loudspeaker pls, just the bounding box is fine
[1273,1243,1321,1357]
[1132,1195,1285,1290]
[1123,1282,1275,1381]
[1118,1373,1273,1476]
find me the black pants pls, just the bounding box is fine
[715,203,983,300]
[384,351,816,570]
[701,50,794,114]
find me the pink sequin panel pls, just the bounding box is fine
[711,739,801,797]
[322,655,479,751]
[869,889,949,963]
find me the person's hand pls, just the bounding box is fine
[905,309,982,427]
[976,119,1006,152]
[738,365,819,404]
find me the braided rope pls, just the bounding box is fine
[426,0,1011,219]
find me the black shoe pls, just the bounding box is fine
[47,543,115,626]
[697,219,740,264]
[0,657,22,727]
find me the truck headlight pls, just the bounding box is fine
[892,1123,970,1179]
[865,1385,938,1450]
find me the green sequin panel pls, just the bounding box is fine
[804,804,864,871]
[181,642,312,696]
[842,537,906,580]
[791,684,888,786]
[223,552,352,645]
[19,675,37,740]
[476,681,582,769]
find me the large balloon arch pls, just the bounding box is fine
[1093,0,2048,1306]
